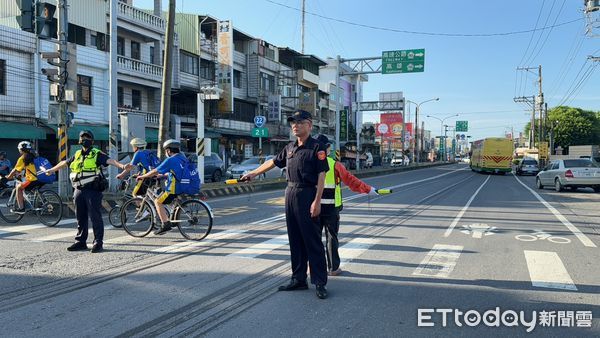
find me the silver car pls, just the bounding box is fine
[226,156,285,180]
[536,159,600,192]
[516,158,539,176]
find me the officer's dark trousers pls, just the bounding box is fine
[320,212,341,272]
[285,186,327,286]
[74,188,104,245]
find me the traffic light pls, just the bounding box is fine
[15,0,34,32]
[35,1,57,38]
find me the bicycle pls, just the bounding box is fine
[108,175,135,228]
[120,179,213,241]
[0,177,63,226]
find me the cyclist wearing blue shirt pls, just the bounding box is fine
[136,139,186,235]
[117,138,153,196]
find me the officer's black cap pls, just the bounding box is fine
[287,110,312,122]
[315,134,331,146]
[79,130,94,139]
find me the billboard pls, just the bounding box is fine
[375,113,404,137]
[217,20,233,113]
[267,94,281,122]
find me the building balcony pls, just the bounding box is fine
[119,107,159,127]
[233,50,246,67]
[117,55,163,84]
[297,69,319,88]
[118,2,165,35]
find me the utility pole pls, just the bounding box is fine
[158,0,176,159]
[108,0,118,191]
[301,0,305,54]
[57,0,69,198]
[414,104,419,162]
[537,65,543,147]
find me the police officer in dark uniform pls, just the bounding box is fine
[241,110,330,299]
[43,130,127,253]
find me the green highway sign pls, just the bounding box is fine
[456,121,468,132]
[382,49,425,74]
[251,127,269,137]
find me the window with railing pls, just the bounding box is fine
[0,59,5,95]
[131,41,140,60]
[180,51,199,75]
[132,89,141,109]
[77,75,92,105]
[260,72,275,94]
[117,37,125,56]
[233,70,242,88]
[201,59,215,80]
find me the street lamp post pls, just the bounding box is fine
[406,98,439,163]
[427,114,458,162]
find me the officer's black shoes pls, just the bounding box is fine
[90,243,103,253]
[154,223,172,235]
[67,242,88,251]
[278,278,309,291]
[315,285,328,299]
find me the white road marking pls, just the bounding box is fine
[152,229,248,254]
[444,176,490,237]
[0,219,76,237]
[339,237,379,266]
[228,234,289,259]
[413,244,463,278]
[514,175,597,248]
[460,223,496,239]
[524,250,577,291]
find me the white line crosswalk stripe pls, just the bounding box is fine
[413,244,463,278]
[524,250,577,291]
[228,234,288,259]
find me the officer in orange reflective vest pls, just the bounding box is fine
[315,134,379,276]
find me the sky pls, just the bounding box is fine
[135,0,599,140]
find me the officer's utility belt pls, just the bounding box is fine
[287,182,315,188]
[69,171,100,189]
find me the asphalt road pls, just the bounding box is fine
[0,163,598,337]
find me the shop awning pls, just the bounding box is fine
[0,122,48,139]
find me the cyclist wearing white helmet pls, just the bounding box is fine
[5,141,40,213]
[116,137,159,196]
[136,139,187,235]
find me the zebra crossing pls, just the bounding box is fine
[0,218,585,294]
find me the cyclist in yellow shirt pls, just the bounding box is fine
[5,141,43,213]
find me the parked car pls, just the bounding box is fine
[186,152,225,182]
[535,159,600,192]
[516,158,539,176]
[226,156,285,180]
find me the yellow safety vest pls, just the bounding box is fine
[322,157,342,208]
[69,148,101,187]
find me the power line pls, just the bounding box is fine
[522,0,557,66]
[517,0,546,66]
[526,0,567,66]
[264,0,583,37]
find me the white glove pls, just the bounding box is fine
[368,187,379,196]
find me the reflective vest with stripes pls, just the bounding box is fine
[322,157,342,208]
[69,148,101,187]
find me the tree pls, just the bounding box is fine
[523,106,600,149]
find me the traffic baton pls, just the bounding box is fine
[225,178,249,185]
[376,189,392,195]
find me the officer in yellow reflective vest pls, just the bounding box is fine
[43,130,126,253]
[315,134,379,276]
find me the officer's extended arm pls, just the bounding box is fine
[107,159,127,171]
[137,168,159,181]
[43,160,69,175]
[241,159,275,181]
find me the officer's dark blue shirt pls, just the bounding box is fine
[273,136,329,185]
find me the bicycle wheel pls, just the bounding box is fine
[0,190,25,223]
[174,199,213,241]
[121,198,154,237]
[34,190,63,227]
[109,206,123,228]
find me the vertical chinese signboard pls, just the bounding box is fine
[217,20,233,113]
